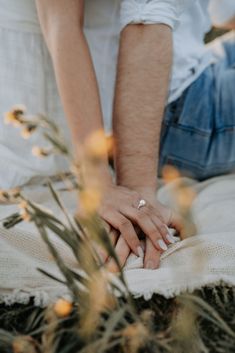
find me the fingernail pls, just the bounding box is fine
[166,233,177,244]
[137,246,144,258]
[165,225,177,244]
[158,239,168,251]
[146,261,154,269]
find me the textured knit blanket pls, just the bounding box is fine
[0,175,235,306]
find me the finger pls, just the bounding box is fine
[150,216,176,245]
[119,206,168,252]
[144,238,161,270]
[152,205,183,235]
[142,204,179,245]
[101,209,142,257]
[168,211,183,235]
[106,236,131,272]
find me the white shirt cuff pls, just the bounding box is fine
[120,0,184,31]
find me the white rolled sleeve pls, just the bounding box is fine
[120,0,189,31]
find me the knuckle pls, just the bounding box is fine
[132,191,140,199]
[119,218,131,230]
[148,229,160,239]
[99,205,112,216]
[137,212,147,222]
[147,204,155,213]
[141,207,151,217]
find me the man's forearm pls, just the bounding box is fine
[113,24,173,190]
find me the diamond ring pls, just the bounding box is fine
[137,199,147,210]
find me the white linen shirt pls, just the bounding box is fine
[86,0,235,131]
[119,0,235,106]
[0,0,234,134]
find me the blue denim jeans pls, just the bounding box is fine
[159,32,235,180]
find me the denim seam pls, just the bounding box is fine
[163,123,211,136]
[165,155,235,171]
[163,123,235,135]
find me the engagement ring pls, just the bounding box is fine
[137,199,147,210]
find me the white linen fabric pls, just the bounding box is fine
[209,0,235,26]
[0,0,234,190]
[0,0,121,189]
[0,175,235,306]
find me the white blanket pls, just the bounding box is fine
[0,175,235,306]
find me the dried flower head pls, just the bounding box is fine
[162,165,181,184]
[80,188,101,214]
[0,189,10,202]
[54,299,73,317]
[4,105,26,127]
[20,209,31,222]
[85,130,108,159]
[0,188,21,203]
[32,146,51,158]
[8,187,21,199]
[21,124,37,139]
[18,201,32,221]
[177,186,196,210]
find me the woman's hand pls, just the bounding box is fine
[103,186,182,271]
[98,184,178,259]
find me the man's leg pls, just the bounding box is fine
[159,31,235,180]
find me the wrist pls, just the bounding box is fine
[115,154,158,191]
[78,157,114,191]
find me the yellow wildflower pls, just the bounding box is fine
[80,188,101,214]
[177,187,196,210]
[4,105,26,126]
[162,165,181,184]
[85,130,108,159]
[54,299,72,317]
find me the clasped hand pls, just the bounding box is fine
[97,184,181,271]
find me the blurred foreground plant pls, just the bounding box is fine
[1,106,235,353]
